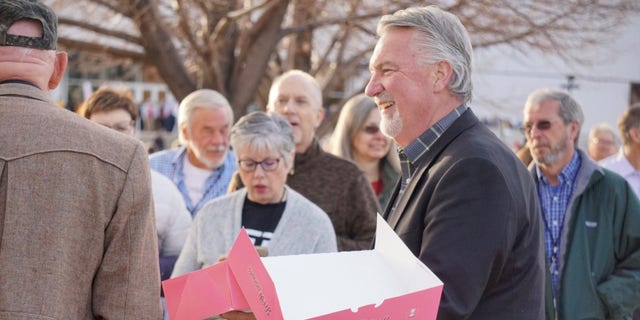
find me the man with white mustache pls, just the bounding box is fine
[151,89,237,217]
[366,6,545,319]
[523,88,640,319]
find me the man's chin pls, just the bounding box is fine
[292,134,303,146]
[534,153,559,165]
[198,154,226,169]
[381,124,400,138]
[292,130,302,144]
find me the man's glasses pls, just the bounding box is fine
[362,125,380,134]
[591,137,615,146]
[238,158,281,172]
[520,120,553,135]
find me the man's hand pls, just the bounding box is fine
[219,311,256,320]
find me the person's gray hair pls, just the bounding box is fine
[230,111,295,166]
[524,88,584,145]
[377,5,473,103]
[588,123,619,147]
[178,89,234,145]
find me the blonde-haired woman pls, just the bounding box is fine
[326,94,400,210]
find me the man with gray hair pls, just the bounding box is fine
[150,89,237,216]
[522,88,640,319]
[0,0,161,317]
[366,5,544,319]
[587,123,619,161]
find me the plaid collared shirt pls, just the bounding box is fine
[535,151,580,296]
[149,146,237,216]
[390,104,468,215]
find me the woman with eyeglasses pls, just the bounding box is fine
[172,111,337,278]
[325,94,400,210]
[79,87,193,319]
[79,87,193,277]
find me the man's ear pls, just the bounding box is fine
[568,121,580,144]
[180,122,190,141]
[48,51,68,90]
[630,127,640,144]
[314,106,325,129]
[433,60,452,92]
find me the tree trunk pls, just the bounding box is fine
[228,0,290,116]
[130,0,197,101]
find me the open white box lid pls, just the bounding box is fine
[162,214,443,319]
[226,214,443,319]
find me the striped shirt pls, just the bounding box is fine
[535,151,580,296]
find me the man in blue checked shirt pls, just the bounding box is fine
[523,88,640,320]
[150,89,237,217]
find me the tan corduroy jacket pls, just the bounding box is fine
[0,83,161,319]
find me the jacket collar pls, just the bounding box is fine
[409,108,477,174]
[294,138,321,168]
[573,149,604,196]
[529,149,604,197]
[0,82,52,105]
[386,108,479,228]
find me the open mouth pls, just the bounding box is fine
[288,120,300,127]
[378,101,395,111]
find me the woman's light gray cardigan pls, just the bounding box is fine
[171,186,338,277]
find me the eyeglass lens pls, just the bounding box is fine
[363,125,380,134]
[100,121,134,133]
[239,158,280,172]
[522,120,552,134]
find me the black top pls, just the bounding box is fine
[241,197,285,246]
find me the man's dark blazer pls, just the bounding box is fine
[384,109,545,320]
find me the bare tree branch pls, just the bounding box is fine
[57,18,141,44]
[229,0,290,114]
[58,37,145,61]
[129,0,197,100]
[47,0,637,115]
[90,0,126,15]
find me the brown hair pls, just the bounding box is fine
[78,87,138,121]
[618,104,640,145]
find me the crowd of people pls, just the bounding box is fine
[2,1,640,320]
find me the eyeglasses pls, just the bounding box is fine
[520,120,554,135]
[238,158,281,172]
[98,120,135,133]
[362,125,380,134]
[591,137,615,146]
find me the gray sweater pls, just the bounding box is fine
[228,139,379,251]
[172,186,337,277]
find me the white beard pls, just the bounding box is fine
[381,108,402,138]
[190,143,227,169]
